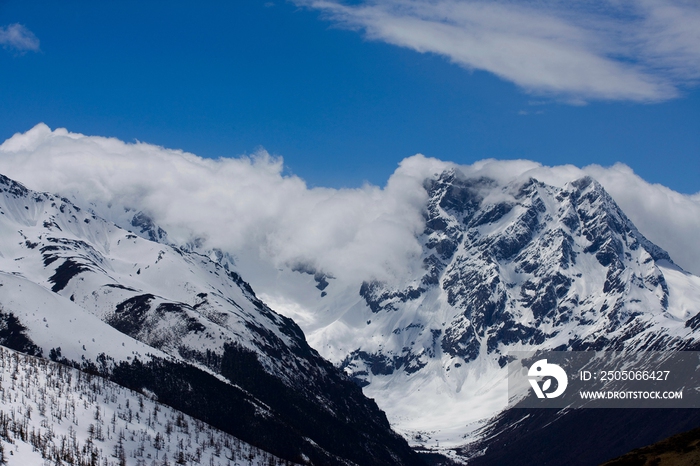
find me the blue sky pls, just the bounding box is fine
[1,0,698,193]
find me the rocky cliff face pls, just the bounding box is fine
[344,170,685,383]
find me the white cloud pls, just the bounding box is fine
[0,124,441,283]
[584,163,700,277]
[298,0,700,102]
[0,24,40,53]
[0,124,698,283]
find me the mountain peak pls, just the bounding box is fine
[319,170,700,454]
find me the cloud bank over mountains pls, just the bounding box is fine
[0,124,698,280]
[299,0,700,103]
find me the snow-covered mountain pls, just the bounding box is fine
[3,152,700,464]
[199,169,700,461]
[0,173,422,465]
[341,171,697,375]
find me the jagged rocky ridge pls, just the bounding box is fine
[252,168,700,462]
[346,171,682,379]
[0,173,422,466]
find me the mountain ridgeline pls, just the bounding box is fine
[346,171,683,382]
[0,173,422,465]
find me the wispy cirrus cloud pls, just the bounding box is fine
[0,23,40,53]
[298,0,700,103]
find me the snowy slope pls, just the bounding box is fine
[0,345,297,466]
[0,270,167,366]
[0,172,310,382]
[0,173,422,466]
